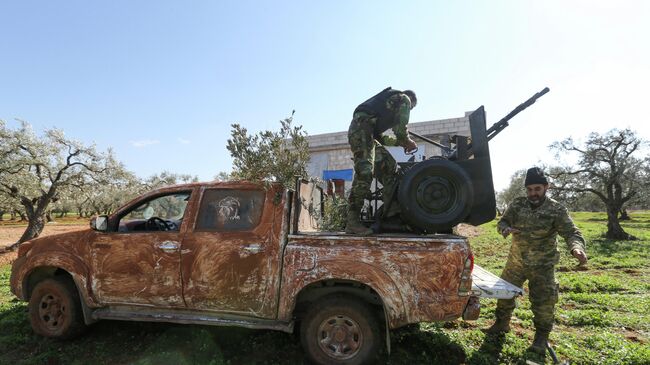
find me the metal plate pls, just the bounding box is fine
[471,264,523,299]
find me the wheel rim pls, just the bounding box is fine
[415,176,459,214]
[38,292,67,332]
[317,314,363,360]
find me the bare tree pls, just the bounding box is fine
[549,129,649,240]
[0,120,117,247]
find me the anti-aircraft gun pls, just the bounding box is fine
[369,87,550,233]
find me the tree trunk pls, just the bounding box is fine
[19,212,27,221]
[46,210,53,222]
[11,190,58,248]
[18,214,46,243]
[605,205,636,240]
[619,208,631,221]
[0,210,4,221]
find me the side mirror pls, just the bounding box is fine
[90,215,109,232]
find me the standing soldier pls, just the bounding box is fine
[346,87,418,235]
[486,167,588,356]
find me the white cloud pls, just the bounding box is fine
[130,139,160,148]
[178,138,191,144]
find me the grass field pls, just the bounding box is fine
[0,212,648,364]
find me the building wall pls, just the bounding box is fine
[306,115,472,192]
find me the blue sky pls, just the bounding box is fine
[1,1,649,190]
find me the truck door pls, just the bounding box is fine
[90,191,192,307]
[180,186,284,318]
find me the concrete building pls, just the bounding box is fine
[306,114,471,196]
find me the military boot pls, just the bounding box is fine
[528,330,549,355]
[484,316,511,335]
[345,210,372,235]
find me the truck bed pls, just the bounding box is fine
[289,231,467,243]
[289,232,523,300]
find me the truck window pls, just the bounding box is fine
[195,189,265,231]
[118,192,191,232]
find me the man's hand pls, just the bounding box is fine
[403,138,417,154]
[501,227,520,238]
[571,249,588,266]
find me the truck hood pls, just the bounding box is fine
[21,228,93,258]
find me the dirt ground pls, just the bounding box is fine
[0,222,87,249]
[455,223,481,237]
[0,222,87,265]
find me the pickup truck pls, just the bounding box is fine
[10,180,520,365]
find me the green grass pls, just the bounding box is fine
[1,211,649,364]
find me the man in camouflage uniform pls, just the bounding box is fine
[486,167,588,356]
[346,87,418,235]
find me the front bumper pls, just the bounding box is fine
[9,255,26,300]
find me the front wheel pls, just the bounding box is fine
[28,277,86,339]
[300,295,381,365]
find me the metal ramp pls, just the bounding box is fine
[471,264,523,299]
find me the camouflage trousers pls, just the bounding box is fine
[347,114,397,216]
[495,256,559,333]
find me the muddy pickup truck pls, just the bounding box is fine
[10,180,520,365]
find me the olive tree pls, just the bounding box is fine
[226,112,310,188]
[0,120,117,247]
[496,169,526,213]
[213,171,233,182]
[0,192,21,221]
[549,129,649,240]
[78,168,143,216]
[143,171,199,190]
[53,170,196,219]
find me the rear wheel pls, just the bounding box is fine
[300,295,381,365]
[398,159,473,232]
[28,277,86,339]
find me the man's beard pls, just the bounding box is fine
[527,193,546,206]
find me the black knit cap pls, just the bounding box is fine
[524,167,548,186]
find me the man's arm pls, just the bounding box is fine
[386,93,416,151]
[497,203,520,238]
[557,206,588,264]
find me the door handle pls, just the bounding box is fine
[242,243,264,254]
[157,241,180,253]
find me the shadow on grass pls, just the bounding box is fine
[0,309,306,365]
[466,333,508,365]
[0,299,483,365]
[588,237,645,257]
[389,325,467,365]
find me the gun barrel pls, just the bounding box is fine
[449,87,550,160]
[486,87,550,140]
[408,131,452,152]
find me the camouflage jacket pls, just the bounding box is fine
[497,197,586,266]
[353,93,412,147]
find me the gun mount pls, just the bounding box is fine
[368,87,550,233]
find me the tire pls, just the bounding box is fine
[300,295,381,365]
[28,277,86,339]
[398,159,473,232]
